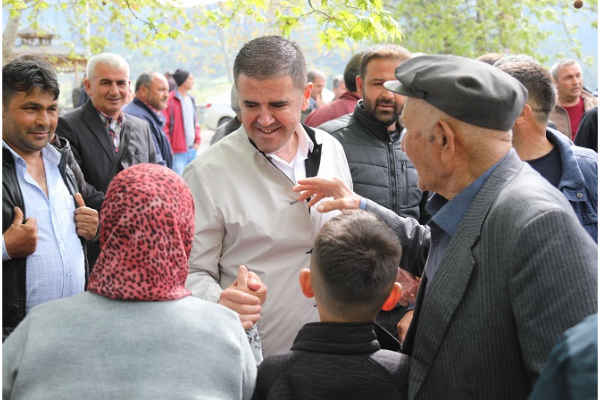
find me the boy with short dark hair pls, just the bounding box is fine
[252,210,409,400]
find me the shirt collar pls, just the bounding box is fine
[266,124,314,160]
[3,139,61,168]
[96,108,125,125]
[427,152,508,235]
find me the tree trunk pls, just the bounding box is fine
[2,12,22,66]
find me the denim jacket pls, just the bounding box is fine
[547,127,598,242]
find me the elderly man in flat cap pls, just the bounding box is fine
[162,68,201,175]
[292,55,598,400]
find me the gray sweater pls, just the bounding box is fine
[3,292,256,400]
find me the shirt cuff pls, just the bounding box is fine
[2,235,11,261]
[359,197,368,210]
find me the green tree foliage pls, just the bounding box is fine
[2,0,402,65]
[388,0,598,64]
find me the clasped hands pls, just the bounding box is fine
[219,265,267,330]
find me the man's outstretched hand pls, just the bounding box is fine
[293,177,361,212]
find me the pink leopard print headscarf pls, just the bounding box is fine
[88,163,193,301]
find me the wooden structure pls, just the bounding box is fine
[14,26,88,82]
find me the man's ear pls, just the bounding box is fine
[299,269,314,298]
[515,104,532,126]
[84,78,92,96]
[382,282,403,311]
[302,83,313,111]
[436,120,457,163]
[356,75,364,97]
[139,85,148,99]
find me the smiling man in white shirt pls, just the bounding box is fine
[183,35,352,357]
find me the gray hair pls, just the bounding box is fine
[230,84,241,116]
[87,53,130,81]
[332,75,344,89]
[134,71,163,93]
[550,59,580,81]
[307,69,326,82]
[233,35,307,91]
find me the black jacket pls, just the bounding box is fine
[253,322,409,400]
[57,99,157,269]
[49,135,104,211]
[574,106,598,153]
[319,101,430,223]
[57,99,157,206]
[2,146,88,332]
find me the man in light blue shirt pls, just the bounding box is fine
[2,56,99,339]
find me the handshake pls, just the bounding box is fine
[219,265,268,330]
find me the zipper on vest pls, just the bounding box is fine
[387,141,399,214]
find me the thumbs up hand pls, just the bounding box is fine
[74,193,99,241]
[4,207,38,258]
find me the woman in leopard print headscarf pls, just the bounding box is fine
[87,163,193,300]
[3,164,257,400]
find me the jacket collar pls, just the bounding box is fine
[546,128,587,200]
[131,97,165,125]
[82,99,118,161]
[339,91,361,101]
[352,99,403,142]
[291,322,381,355]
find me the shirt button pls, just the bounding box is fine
[576,193,583,198]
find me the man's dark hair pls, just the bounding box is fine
[496,61,556,124]
[477,53,503,65]
[344,52,364,93]
[233,35,307,91]
[360,44,411,79]
[2,56,60,106]
[310,210,402,319]
[493,55,540,67]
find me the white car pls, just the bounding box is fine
[204,88,236,130]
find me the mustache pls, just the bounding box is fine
[376,98,398,107]
[28,125,51,133]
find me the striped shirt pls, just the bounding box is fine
[2,141,85,314]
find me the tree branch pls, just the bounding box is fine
[123,0,156,32]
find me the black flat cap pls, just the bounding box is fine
[384,54,527,131]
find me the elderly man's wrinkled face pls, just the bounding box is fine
[555,63,583,104]
[237,73,311,157]
[359,58,405,129]
[400,98,442,193]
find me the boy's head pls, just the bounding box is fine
[300,210,403,322]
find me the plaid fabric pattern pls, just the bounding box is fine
[97,109,125,153]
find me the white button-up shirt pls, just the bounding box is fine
[2,141,85,314]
